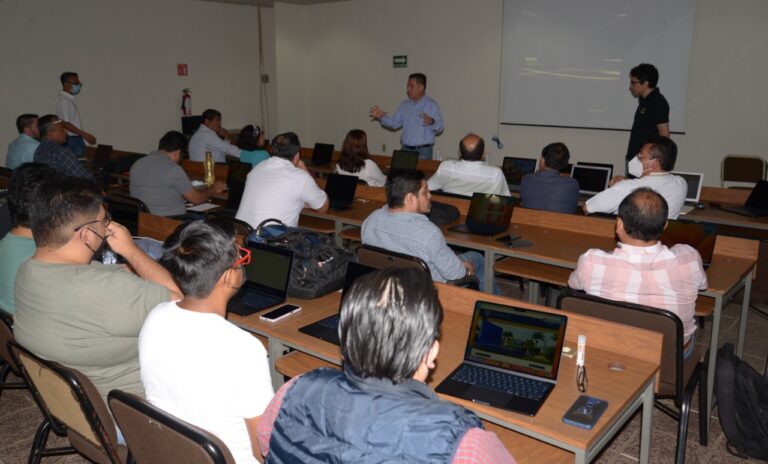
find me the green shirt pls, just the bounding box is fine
[0,233,35,314]
[240,149,270,168]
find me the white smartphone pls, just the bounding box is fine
[259,304,301,323]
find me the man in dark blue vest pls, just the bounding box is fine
[256,267,516,463]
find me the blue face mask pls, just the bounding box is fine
[70,84,81,95]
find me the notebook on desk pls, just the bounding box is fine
[671,171,704,215]
[449,193,516,236]
[571,165,611,196]
[390,150,419,171]
[309,143,334,166]
[325,173,358,211]
[298,262,377,345]
[227,242,294,316]
[719,181,768,217]
[435,300,568,416]
[502,157,537,191]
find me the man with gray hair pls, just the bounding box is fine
[33,114,95,181]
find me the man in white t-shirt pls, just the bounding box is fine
[140,220,273,464]
[585,136,687,219]
[427,134,510,197]
[55,71,97,156]
[188,108,242,163]
[236,132,328,228]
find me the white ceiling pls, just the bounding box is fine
[197,0,349,6]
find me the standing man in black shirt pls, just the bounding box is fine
[626,63,670,177]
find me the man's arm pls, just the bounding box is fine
[60,121,96,145]
[183,181,227,205]
[452,428,516,464]
[656,123,670,137]
[207,133,242,158]
[378,102,404,130]
[425,100,444,134]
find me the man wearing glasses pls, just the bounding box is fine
[626,63,670,177]
[13,177,181,406]
[33,114,95,181]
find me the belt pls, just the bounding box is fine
[403,144,434,149]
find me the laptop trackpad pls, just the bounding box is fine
[467,386,505,407]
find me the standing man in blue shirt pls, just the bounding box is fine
[6,114,40,169]
[370,73,444,160]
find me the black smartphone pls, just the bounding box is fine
[562,395,609,430]
[259,304,301,323]
[505,239,533,248]
[495,234,521,243]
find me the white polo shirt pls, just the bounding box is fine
[427,159,510,197]
[54,91,81,136]
[585,172,688,219]
[189,124,241,163]
[236,156,328,228]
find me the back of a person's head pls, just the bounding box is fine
[338,129,369,173]
[271,132,301,160]
[541,142,570,171]
[201,108,221,122]
[385,169,425,208]
[15,114,38,134]
[630,63,659,88]
[339,267,442,384]
[37,114,60,139]
[618,187,669,241]
[237,124,261,151]
[31,177,102,248]
[459,134,484,161]
[645,135,677,171]
[158,130,188,153]
[8,163,58,228]
[159,220,237,299]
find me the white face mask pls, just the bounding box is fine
[628,156,645,177]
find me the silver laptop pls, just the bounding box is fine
[570,165,611,196]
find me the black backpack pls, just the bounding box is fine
[715,343,768,459]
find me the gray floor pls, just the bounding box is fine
[1,280,766,463]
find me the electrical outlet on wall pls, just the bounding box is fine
[382,144,386,152]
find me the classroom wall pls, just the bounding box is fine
[273,0,768,186]
[0,0,277,162]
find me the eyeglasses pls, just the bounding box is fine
[233,245,252,269]
[577,365,588,393]
[630,80,641,85]
[74,210,112,232]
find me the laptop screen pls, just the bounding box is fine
[571,165,611,195]
[92,144,113,169]
[746,180,768,208]
[671,172,703,203]
[660,220,717,266]
[325,173,358,203]
[244,243,293,294]
[576,161,613,179]
[502,157,537,185]
[311,143,334,165]
[391,150,419,170]
[464,301,568,380]
[466,193,516,233]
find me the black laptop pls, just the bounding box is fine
[720,181,768,217]
[502,157,537,191]
[298,262,377,345]
[325,173,358,211]
[227,242,294,316]
[570,165,611,196]
[435,300,568,416]
[449,193,516,235]
[309,143,334,166]
[660,220,717,269]
[576,161,614,179]
[90,144,113,170]
[390,150,419,171]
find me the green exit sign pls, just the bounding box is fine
[393,55,407,68]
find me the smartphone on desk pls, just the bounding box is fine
[562,395,608,430]
[259,304,301,323]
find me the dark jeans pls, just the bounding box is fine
[66,135,85,157]
[402,144,433,160]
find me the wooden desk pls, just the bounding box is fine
[229,284,661,464]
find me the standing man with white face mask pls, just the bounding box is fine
[584,136,686,219]
[55,71,97,156]
[626,63,669,177]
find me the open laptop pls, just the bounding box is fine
[576,161,613,179]
[449,193,516,235]
[298,261,377,345]
[435,300,568,416]
[720,180,768,217]
[570,165,611,196]
[90,144,113,170]
[390,150,419,171]
[660,220,717,268]
[325,173,358,211]
[671,171,704,214]
[309,143,334,166]
[227,242,294,317]
[502,157,537,191]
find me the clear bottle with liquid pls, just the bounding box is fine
[204,151,215,187]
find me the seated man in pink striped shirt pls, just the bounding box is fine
[568,187,707,358]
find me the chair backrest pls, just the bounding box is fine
[9,342,123,464]
[722,155,767,187]
[108,390,235,464]
[106,193,150,235]
[208,214,254,237]
[356,244,430,273]
[0,310,22,376]
[557,290,695,401]
[225,160,251,210]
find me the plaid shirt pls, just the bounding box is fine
[257,376,515,464]
[568,242,708,341]
[34,139,94,181]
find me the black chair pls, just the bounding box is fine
[0,310,27,401]
[207,214,254,238]
[106,192,149,236]
[108,390,235,464]
[558,289,706,464]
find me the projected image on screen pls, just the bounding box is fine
[502,157,537,184]
[245,247,292,291]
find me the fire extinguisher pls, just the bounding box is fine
[181,88,192,116]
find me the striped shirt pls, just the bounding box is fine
[568,242,708,341]
[257,376,516,464]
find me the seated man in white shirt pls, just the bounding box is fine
[427,133,510,197]
[584,136,687,219]
[140,220,274,464]
[236,132,328,228]
[188,108,242,162]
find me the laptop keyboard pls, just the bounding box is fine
[453,364,549,401]
[242,291,281,310]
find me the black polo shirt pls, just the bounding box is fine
[626,88,669,160]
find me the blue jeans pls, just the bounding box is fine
[683,332,696,360]
[459,251,499,294]
[66,135,85,156]
[401,144,433,160]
